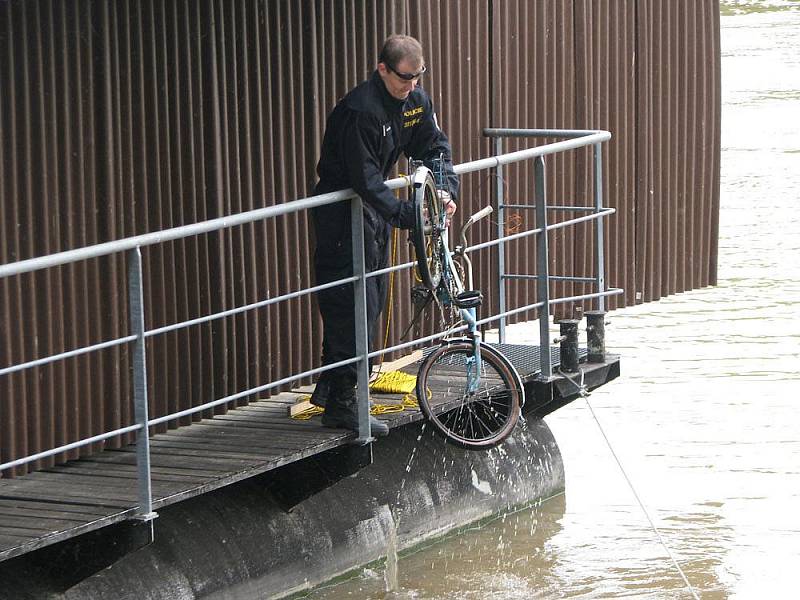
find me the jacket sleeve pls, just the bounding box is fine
[405,95,460,200]
[340,110,416,229]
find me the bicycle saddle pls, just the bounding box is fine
[453,290,482,309]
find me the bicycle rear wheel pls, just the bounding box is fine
[411,167,443,291]
[416,340,523,449]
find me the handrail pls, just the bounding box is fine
[0,129,611,280]
[1,128,617,526]
[484,128,611,342]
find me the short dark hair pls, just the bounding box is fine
[379,35,424,70]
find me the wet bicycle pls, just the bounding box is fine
[409,164,523,450]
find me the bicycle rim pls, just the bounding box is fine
[411,168,443,291]
[417,341,522,449]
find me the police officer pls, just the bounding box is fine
[311,35,458,436]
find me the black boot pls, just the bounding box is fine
[321,378,389,437]
[309,376,331,408]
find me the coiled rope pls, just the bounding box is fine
[559,368,700,600]
[291,370,425,421]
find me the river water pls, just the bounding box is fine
[304,3,800,598]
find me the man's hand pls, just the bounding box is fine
[438,190,457,220]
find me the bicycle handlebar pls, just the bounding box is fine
[459,205,493,251]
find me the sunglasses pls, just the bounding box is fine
[386,63,427,81]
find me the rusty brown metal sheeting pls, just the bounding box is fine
[0,0,720,476]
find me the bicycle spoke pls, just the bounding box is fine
[418,342,522,449]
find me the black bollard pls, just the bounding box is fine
[586,310,606,363]
[558,319,580,373]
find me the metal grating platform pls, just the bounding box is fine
[424,343,588,379]
[488,343,587,377]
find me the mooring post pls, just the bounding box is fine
[558,319,580,373]
[586,310,606,363]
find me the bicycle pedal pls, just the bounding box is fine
[454,290,482,309]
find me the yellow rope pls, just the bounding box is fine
[290,371,428,420]
[369,370,417,394]
[290,397,324,420]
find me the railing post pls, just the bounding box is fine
[351,198,373,444]
[127,247,157,522]
[534,157,552,379]
[593,142,607,311]
[495,136,507,344]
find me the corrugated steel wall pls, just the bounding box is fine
[0,0,720,476]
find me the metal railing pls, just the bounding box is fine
[0,127,622,524]
[485,128,610,374]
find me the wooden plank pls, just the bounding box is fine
[0,505,105,523]
[4,472,191,501]
[89,453,253,478]
[142,439,281,461]
[379,349,424,372]
[159,431,327,453]
[0,498,117,517]
[166,421,328,442]
[209,405,290,418]
[167,421,341,442]
[77,461,225,479]
[0,514,89,533]
[0,532,35,543]
[183,419,345,438]
[79,452,236,474]
[0,479,137,506]
[0,524,60,537]
[107,448,272,471]
[288,398,319,417]
[43,464,212,484]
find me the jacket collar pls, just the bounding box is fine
[371,70,407,113]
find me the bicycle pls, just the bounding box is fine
[408,162,524,450]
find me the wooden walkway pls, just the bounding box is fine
[0,343,599,563]
[0,352,431,563]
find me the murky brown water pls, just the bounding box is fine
[302,3,800,598]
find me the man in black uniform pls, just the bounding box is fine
[311,35,458,436]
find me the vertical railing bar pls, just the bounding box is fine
[351,197,372,444]
[594,142,607,311]
[128,247,157,521]
[495,136,507,343]
[534,157,553,379]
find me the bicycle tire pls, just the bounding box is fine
[416,340,523,449]
[411,167,444,291]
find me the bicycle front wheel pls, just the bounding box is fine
[417,340,523,450]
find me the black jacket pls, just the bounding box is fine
[313,71,458,272]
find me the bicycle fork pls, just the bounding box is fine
[462,306,482,394]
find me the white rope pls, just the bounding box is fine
[559,368,700,600]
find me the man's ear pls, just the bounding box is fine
[376,62,388,76]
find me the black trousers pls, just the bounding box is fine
[314,225,391,385]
